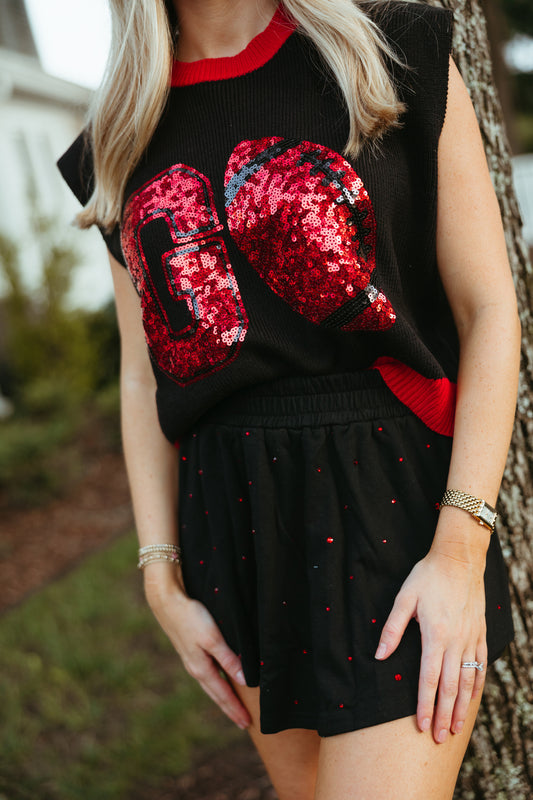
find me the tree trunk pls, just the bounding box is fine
[426,1,533,797]
[482,0,519,153]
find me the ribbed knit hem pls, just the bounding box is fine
[170,6,296,87]
[370,357,456,437]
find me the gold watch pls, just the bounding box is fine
[440,489,497,533]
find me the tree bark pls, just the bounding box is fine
[426,1,533,797]
[482,0,519,153]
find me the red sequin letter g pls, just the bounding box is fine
[121,165,248,385]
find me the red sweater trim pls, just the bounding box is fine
[171,6,296,87]
[370,357,456,437]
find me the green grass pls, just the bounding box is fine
[0,533,242,800]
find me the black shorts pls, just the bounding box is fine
[177,370,514,737]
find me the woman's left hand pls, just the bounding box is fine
[374,539,487,744]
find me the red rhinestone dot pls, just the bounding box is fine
[199,560,204,565]
[294,700,299,705]
[353,460,359,466]
[382,539,387,544]
[371,618,377,624]
[242,555,246,560]
[435,502,440,510]
[188,493,193,498]
[326,536,334,543]
[326,606,331,612]
[205,510,209,515]
[260,661,264,666]
[378,426,383,432]
[248,480,252,485]
[349,575,354,580]
[395,674,402,681]
[497,605,501,610]
[245,431,250,436]
[339,703,344,708]
[316,467,322,473]
[303,649,308,654]
[426,444,431,449]
[198,469,203,475]
[251,529,256,534]
[399,457,404,462]
[214,587,219,593]
[238,497,243,503]
[181,455,187,461]
[348,656,353,661]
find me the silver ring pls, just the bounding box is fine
[461,661,484,672]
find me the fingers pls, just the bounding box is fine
[417,644,444,734]
[418,640,487,742]
[451,639,487,735]
[471,638,488,700]
[431,649,462,743]
[449,657,476,736]
[375,591,417,660]
[156,595,252,729]
[188,653,252,730]
[209,638,247,687]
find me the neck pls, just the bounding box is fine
[172,0,279,62]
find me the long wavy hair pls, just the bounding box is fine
[77,0,415,233]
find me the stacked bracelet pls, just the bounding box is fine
[137,543,182,570]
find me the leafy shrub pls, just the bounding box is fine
[92,380,122,451]
[0,218,122,506]
[0,416,81,506]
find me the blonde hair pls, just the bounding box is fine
[77,0,414,233]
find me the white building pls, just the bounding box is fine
[513,154,533,247]
[0,0,531,315]
[0,0,113,310]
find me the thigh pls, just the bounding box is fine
[227,677,320,800]
[314,694,481,800]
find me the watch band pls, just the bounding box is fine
[440,489,498,533]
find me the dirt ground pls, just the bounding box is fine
[135,740,278,800]
[0,450,134,614]
[0,448,278,800]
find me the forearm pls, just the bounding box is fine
[431,303,521,566]
[120,372,185,595]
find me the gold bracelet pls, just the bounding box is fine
[137,543,182,570]
[439,489,497,533]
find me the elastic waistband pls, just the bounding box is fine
[200,370,412,428]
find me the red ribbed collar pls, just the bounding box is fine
[170,6,296,87]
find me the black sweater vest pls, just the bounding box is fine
[58,1,457,446]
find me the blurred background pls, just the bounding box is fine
[0,1,531,798]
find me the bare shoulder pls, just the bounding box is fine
[437,55,494,231]
[441,56,484,155]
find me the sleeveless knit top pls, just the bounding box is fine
[57,1,457,446]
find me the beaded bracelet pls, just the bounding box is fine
[137,543,182,570]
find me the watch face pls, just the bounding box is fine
[478,504,497,528]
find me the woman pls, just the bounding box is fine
[58,0,520,797]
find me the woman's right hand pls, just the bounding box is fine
[143,562,252,730]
